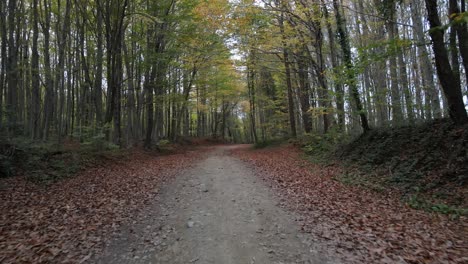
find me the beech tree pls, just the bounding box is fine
[424,0,467,125]
[0,0,467,145]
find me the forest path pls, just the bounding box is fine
[94,145,338,264]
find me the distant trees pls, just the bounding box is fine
[236,0,468,143]
[0,0,467,146]
[0,0,246,146]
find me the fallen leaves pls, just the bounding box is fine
[0,148,206,263]
[232,145,468,264]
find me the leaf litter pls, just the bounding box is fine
[0,148,207,263]
[232,145,467,264]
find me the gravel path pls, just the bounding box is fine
[93,146,340,264]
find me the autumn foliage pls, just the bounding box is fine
[233,145,467,263]
[0,149,206,263]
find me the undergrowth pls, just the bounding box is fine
[253,138,286,149]
[300,119,467,216]
[406,193,467,218]
[299,126,350,163]
[0,133,124,185]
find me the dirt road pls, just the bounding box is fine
[94,146,340,264]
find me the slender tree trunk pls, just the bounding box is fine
[425,0,468,124]
[449,17,462,97]
[56,0,72,145]
[352,1,374,126]
[31,0,40,139]
[450,0,468,88]
[113,46,123,146]
[77,13,93,129]
[387,21,403,124]
[315,45,330,132]
[42,0,54,140]
[411,0,441,119]
[411,43,425,119]
[94,0,104,126]
[144,70,154,148]
[398,48,414,121]
[333,0,370,132]
[174,66,196,141]
[6,0,19,133]
[247,52,258,143]
[366,0,389,126]
[104,0,128,145]
[123,42,136,146]
[279,5,297,137]
[305,2,331,133]
[324,2,345,130]
[19,16,27,130]
[0,0,5,130]
[353,3,375,127]
[65,42,73,136]
[296,50,312,133]
[154,60,166,142]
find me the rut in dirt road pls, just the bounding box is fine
[94,146,340,264]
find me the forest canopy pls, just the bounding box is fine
[0,0,467,147]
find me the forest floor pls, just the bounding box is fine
[233,144,467,263]
[0,146,211,263]
[329,120,468,211]
[1,143,467,263]
[93,145,341,264]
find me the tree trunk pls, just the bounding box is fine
[94,0,104,126]
[247,52,259,143]
[315,43,329,132]
[104,0,128,146]
[398,48,414,121]
[6,0,19,133]
[387,21,403,124]
[323,2,345,130]
[0,0,7,131]
[411,0,441,120]
[279,5,297,138]
[424,0,468,124]
[31,0,40,139]
[144,69,154,148]
[296,50,312,133]
[123,42,136,146]
[56,0,72,145]
[333,0,370,132]
[42,0,54,140]
[450,0,468,92]
[175,67,197,141]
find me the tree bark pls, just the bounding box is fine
[31,0,40,139]
[104,0,128,146]
[387,20,403,124]
[424,0,468,124]
[0,0,6,130]
[296,50,312,133]
[6,0,19,133]
[279,3,297,137]
[323,2,345,130]
[333,0,370,132]
[94,0,104,126]
[411,0,441,119]
[247,51,259,143]
[56,0,72,145]
[42,0,54,140]
[449,0,468,93]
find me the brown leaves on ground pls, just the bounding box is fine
[232,145,468,264]
[0,148,206,263]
